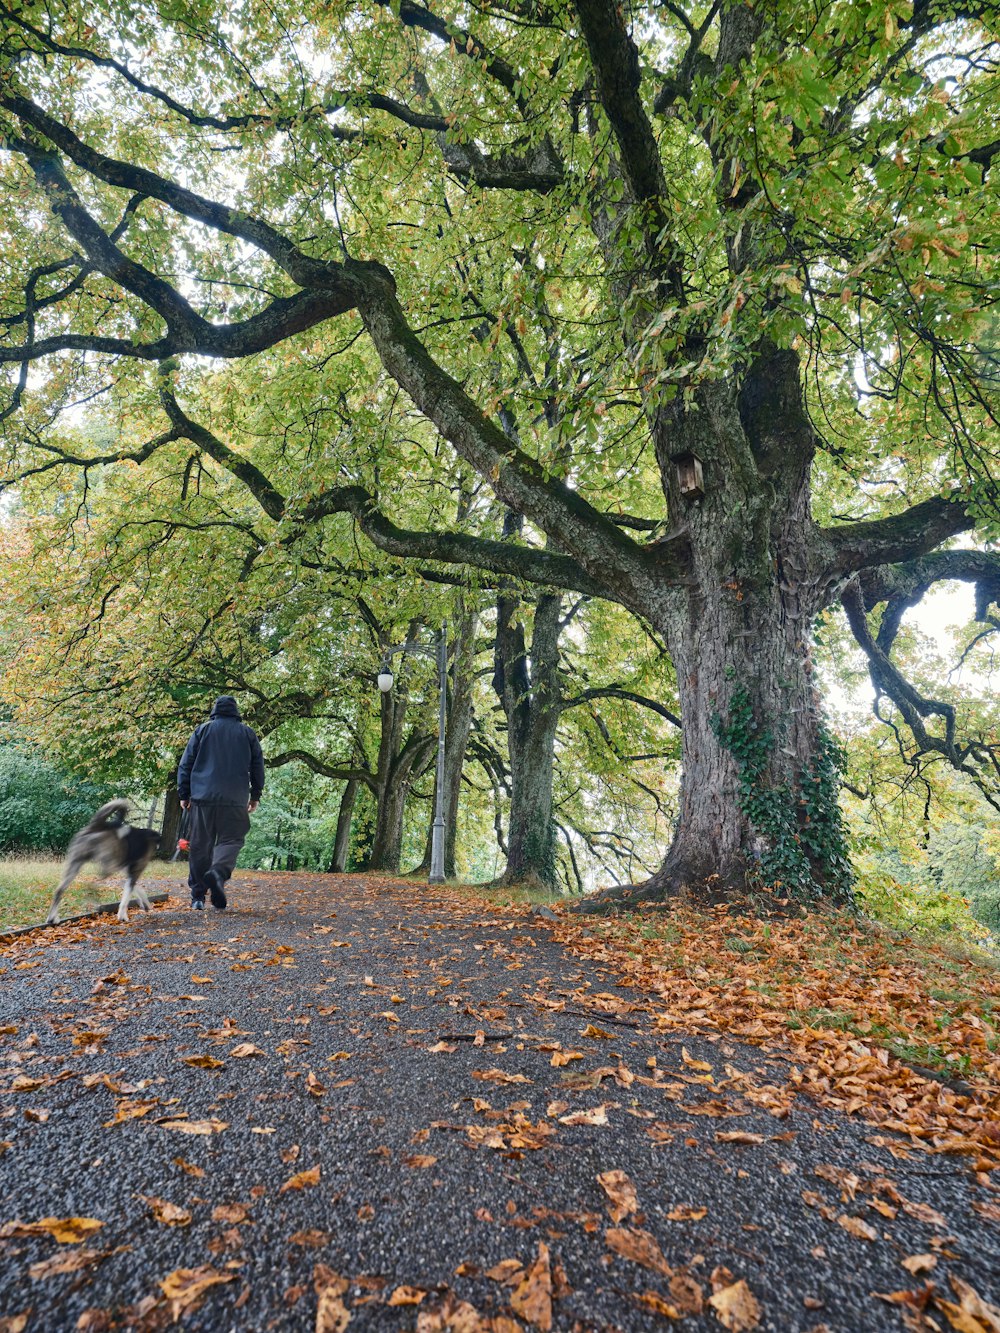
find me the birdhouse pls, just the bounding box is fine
[671,451,705,499]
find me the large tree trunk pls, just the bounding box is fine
[328,779,358,873]
[585,376,852,909]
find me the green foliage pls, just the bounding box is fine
[0,738,115,854]
[713,688,853,903]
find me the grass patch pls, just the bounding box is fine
[0,857,188,929]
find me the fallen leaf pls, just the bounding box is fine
[901,1254,938,1276]
[581,1024,615,1039]
[838,1214,879,1242]
[306,1072,326,1097]
[173,1157,205,1179]
[558,1106,609,1126]
[550,1051,584,1067]
[28,1248,106,1279]
[290,1229,329,1247]
[716,1132,765,1146]
[708,1279,761,1331]
[314,1265,350,1332]
[158,1118,228,1136]
[681,1048,712,1073]
[140,1195,192,1227]
[605,1227,672,1277]
[403,1154,438,1169]
[666,1205,707,1222]
[280,1166,321,1192]
[160,1264,234,1319]
[472,1069,532,1085]
[181,1055,225,1069]
[389,1287,427,1307]
[597,1169,638,1223]
[636,1290,682,1318]
[510,1242,552,1331]
[230,1043,266,1058]
[0,1217,103,1244]
[934,1275,1000,1333]
[211,1204,250,1224]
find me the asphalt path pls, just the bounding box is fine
[0,873,997,1332]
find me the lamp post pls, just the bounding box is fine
[376,622,448,884]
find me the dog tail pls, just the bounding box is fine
[83,799,131,833]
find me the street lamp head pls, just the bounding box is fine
[377,668,394,693]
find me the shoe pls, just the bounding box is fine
[190,899,205,910]
[205,868,227,911]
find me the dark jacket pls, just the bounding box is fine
[177,697,265,806]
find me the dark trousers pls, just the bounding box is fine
[187,801,250,901]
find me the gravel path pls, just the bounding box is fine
[1,872,997,1332]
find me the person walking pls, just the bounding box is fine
[177,696,265,910]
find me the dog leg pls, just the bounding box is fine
[135,883,152,913]
[46,864,79,925]
[117,877,135,924]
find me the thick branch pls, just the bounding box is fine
[268,750,376,791]
[820,493,974,576]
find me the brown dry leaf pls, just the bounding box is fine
[28,1248,106,1279]
[403,1154,438,1169]
[708,1279,762,1332]
[389,1286,428,1307]
[681,1048,713,1073]
[597,1169,638,1223]
[510,1242,552,1331]
[0,1316,28,1333]
[315,1266,351,1333]
[173,1156,205,1179]
[102,1098,160,1127]
[159,1264,234,1318]
[140,1195,192,1227]
[306,1072,326,1097]
[838,1214,879,1242]
[605,1227,672,1277]
[558,1106,609,1126]
[158,1118,228,1136]
[901,1254,938,1276]
[666,1205,707,1222]
[181,1055,225,1069]
[74,1312,112,1332]
[290,1229,329,1247]
[472,1069,532,1085]
[636,1290,682,1318]
[191,975,214,984]
[670,1273,705,1316]
[550,1051,584,1068]
[230,1043,266,1058]
[0,1216,103,1244]
[280,1165,321,1193]
[211,1204,250,1224]
[486,1259,524,1285]
[716,1132,766,1146]
[428,1041,458,1053]
[581,1024,614,1039]
[934,1275,1000,1333]
[902,1199,948,1230]
[416,1294,490,1332]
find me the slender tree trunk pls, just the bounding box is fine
[413,601,477,879]
[493,557,563,890]
[329,779,359,873]
[158,784,181,860]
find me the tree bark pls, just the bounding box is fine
[492,540,563,890]
[329,779,359,873]
[158,783,182,860]
[413,601,477,879]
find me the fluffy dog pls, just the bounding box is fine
[46,800,161,925]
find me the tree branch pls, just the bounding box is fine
[820,493,974,577]
[561,685,681,729]
[268,750,377,791]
